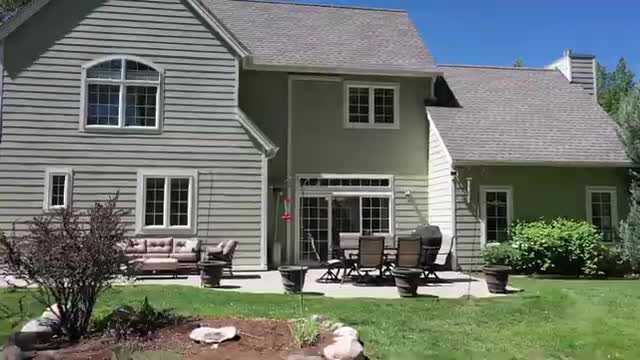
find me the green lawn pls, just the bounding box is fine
[1,278,640,359]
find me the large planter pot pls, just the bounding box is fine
[392,268,423,298]
[483,265,512,294]
[199,261,227,288]
[278,266,309,294]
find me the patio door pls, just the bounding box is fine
[299,197,330,262]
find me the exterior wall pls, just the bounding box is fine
[454,166,630,270]
[0,0,266,269]
[427,117,453,236]
[570,56,597,97]
[240,72,433,264]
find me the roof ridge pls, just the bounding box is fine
[439,64,555,72]
[228,0,407,13]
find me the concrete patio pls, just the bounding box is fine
[0,270,518,299]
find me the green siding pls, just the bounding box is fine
[454,166,630,270]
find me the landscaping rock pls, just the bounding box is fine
[310,314,323,323]
[20,319,56,334]
[333,326,358,340]
[0,345,24,360]
[323,337,364,360]
[329,322,344,330]
[189,326,237,344]
[40,304,62,322]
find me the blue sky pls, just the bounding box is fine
[282,0,638,75]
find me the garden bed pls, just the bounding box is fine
[35,318,333,360]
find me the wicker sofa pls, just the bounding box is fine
[125,238,202,274]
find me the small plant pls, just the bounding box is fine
[93,297,183,340]
[483,243,517,266]
[0,194,132,341]
[289,318,321,349]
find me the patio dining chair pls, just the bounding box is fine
[395,237,422,268]
[354,236,385,283]
[423,233,456,281]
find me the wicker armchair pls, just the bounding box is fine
[206,240,239,276]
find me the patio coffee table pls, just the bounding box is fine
[133,258,179,273]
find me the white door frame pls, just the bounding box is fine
[479,185,513,247]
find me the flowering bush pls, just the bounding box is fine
[483,243,517,266]
[510,218,606,275]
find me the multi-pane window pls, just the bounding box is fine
[481,188,512,244]
[587,187,618,241]
[362,197,390,234]
[84,57,161,130]
[345,83,399,128]
[44,169,72,211]
[138,171,196,233]
[299,177,390,188]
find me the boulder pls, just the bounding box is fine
[189,326,237,344]
[323,337,364,360]
[333,326,358,340]
[40,304,62,322]
[329,322,344,331]
[20,319,55,334]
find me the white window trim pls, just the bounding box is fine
[343,81,400,130]
[586,186,618,241]
[479,185,514,247]
[79,55,164,133]
[135,169,198,235]
[43,168,73,212]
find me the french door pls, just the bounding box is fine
[298,194,392,263]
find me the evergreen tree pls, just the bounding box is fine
[616,90,640,274]
[599,58,636,116]
[513,58,525,67]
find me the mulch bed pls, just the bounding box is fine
[34,318,333,360]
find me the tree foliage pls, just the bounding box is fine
[0,0,28,13]
[0,195,132,341]
[513,57,525,68]
[598,58,636,117]
[620,182,640,274]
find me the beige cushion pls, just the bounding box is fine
[142,254,169,259]
[146,238,173,254]
[173,239,200,254]
[207,243,225,255]
[126,239,147,254]
[142,258,178,272]
[170,253,198,262]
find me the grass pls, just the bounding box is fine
[2,278,640,359]
[289,318,321,348]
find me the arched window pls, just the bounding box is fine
[81,56,163,130]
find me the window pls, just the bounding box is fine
[43,169,72,211]
[136,170,198,234]
[81,56,162,131]
[331,196,391,236]
[344,82,400,129]
[480,186,513,245]
[299,177,391,188]
[587,186,618,241]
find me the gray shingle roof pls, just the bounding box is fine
[428,65,629,165]
[201,0,437,74]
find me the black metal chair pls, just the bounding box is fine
[308,232,344,284]
[422,234,456,280]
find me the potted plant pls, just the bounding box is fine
[391,268,423,297]
[278,265,309,293]
[482,243,514,294]
[199,260,227,288]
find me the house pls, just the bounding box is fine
[0,0,630,271]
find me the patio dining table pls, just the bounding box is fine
[333,246,399,280]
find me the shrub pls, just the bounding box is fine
[0,195,132,341]
[93,297,182,340]
[597,245,632,277]
[289,318,321,349]
[483,243,517,266]
[619,181,640,274]
[510,218,606,275]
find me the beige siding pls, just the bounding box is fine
[454,184,483,271]
[395,175,429,236]
[427,120,453,236]
[0,0,265,269]
[570,57,596,96]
